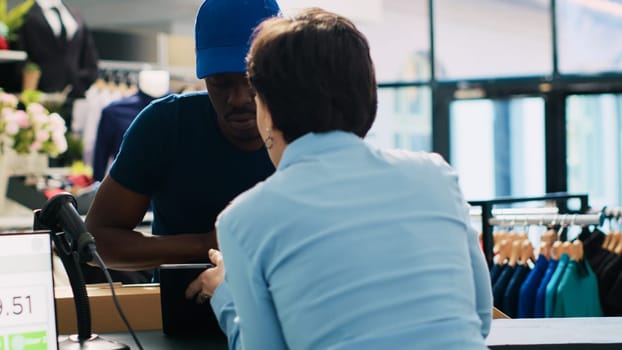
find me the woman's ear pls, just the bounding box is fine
[255,94,273,130]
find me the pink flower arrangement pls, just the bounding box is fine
[0,91,68,157]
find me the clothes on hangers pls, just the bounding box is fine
[597,255,622,302]
[578,227,622,316]
[545,253,570,317]
[502,263,531,318]
[77,76,137,168]
[517,254,549,318]
[490,262,503,285]
[493,264,515,310]
[534,257,559,318]
[605,272,622,314]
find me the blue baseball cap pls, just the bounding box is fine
[195,0,280,79]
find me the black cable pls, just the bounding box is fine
[91,249,144,350]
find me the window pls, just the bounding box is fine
[366,87,432,151]
[557,0,622,74]
[435,0,552,79]
[450,97,546,200]
[567,94,622,208]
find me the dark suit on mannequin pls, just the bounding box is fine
[15,1,99,98]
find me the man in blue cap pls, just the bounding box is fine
[85,0,280,278]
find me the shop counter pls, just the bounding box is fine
[56,284,622,349]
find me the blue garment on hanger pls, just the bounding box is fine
[490,263,503,286]
[534,258,559,318]
[493,264,515,312]
[518,255,549,318]
[503,264,531,318]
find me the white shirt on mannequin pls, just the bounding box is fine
[36,0,78,40]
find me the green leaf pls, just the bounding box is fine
[5,0,34,32]
[0,0,7,23]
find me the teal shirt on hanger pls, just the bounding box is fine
[552,259,603,317]
[545,254,570,317]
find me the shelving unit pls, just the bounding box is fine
[0,50,27,63]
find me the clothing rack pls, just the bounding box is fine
[97,60,158,88]
[469,193,590,268]
[488,213,603,227]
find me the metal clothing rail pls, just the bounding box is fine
[470,207,559,218]
[469,192,590,268]
[603,207,622,219]
[488,213,603,227]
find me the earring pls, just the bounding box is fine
[264,128,274,150]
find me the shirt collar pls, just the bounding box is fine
[277,131,362,171]
[37,0,63,9]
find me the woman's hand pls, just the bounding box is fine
[184,249,225,304]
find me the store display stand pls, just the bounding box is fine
[469,192,590,268]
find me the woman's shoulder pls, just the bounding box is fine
[378,148,451,169]
[216,177,280,232]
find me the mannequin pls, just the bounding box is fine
[138,70,171,98]
[91,70,171,182]
[15,0,98,98]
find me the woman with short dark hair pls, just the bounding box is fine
[192,8,492,350]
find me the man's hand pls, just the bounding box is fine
[185,249,225,304]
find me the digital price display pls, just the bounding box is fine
[0,232,57,350]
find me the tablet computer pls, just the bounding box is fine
[159,263,225,338]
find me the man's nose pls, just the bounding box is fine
[227,83,255,107]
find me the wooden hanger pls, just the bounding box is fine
[561,241,572,257]
[551,241,563,260]
[520,240,534,265]
[571,240,584,261]
[496,239,512,265]
[516,231,528,241]
[506,231,519,244]
[538,241,551,260]
[607,232,621,252]
[493,230,509,255]
[602,231,613,249]
[615,233,622,255]
[508,240,522,267]
[541,229,557,246]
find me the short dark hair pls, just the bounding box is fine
[247,7,377,143]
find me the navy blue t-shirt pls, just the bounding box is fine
[110,91,275,236]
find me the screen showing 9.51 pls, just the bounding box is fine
[0,233,57,350]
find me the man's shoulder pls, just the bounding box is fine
[137,91,212,120]
[150,90,210,108]
[157,91,215,118]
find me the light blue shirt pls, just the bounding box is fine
[211,131,492,350]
